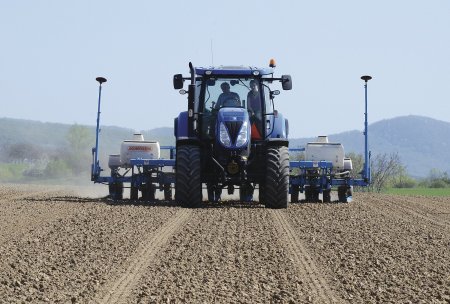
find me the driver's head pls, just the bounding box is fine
[220,82,230,92]
[250,80,258,91]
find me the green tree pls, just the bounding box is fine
[65,124,93,175]
[424,168,450,188]
[45,159,71,178]
[369,152,405,193]
[392,166,417,188]
[67,124,92,151]
[6,143,44,162]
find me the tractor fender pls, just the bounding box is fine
[266,138,289,147]
[175,112,200,146]
[175,111,188,139]
[269,112,288,139]
[176,138,201,147]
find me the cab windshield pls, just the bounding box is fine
[202,78,261,112]
[199,78,266,140]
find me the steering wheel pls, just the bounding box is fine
[222,98,240,107]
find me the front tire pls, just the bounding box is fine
[265,146,289,209]
[175,145,202,208]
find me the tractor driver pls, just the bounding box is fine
[247,80,261,116]
[215,82,241,109]
[247,80,263,139]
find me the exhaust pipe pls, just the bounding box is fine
[189,62,195,84]
[187,63,196,136]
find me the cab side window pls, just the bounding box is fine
[263,85,273,114]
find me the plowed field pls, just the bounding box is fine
[0,184,449,303]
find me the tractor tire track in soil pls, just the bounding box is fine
[130,205,306,303]
[270,209,340,303]
[287,195,450,303]
[362,193,450,230]
[0,186,82,245]
[390,194,450,224]
[0,184,449,303]
[0,185,179,304]
[96,209,192,304]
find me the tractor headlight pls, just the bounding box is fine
[219,122,231,147]
[235,121,248,148]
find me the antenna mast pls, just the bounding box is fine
[210,39,214,66]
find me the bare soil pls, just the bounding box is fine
[0,184,449,303]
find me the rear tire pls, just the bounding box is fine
[265,146,289,209]
[312,189,319,202]
[239,184,254,202]
[130,186,139,200]
[305,186,319,202]
[323,189,331,203]
[163,184,172,201]
[291,185,299,203]
[338,186,350,203]
[142,184,155,201]
[207,184,221,202]
[346,186,354,202]
[108,182,123,200]
[258,183,266,205]
[304,186,311,202]
[175,145,202,208]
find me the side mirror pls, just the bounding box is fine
[281,75,292,90]
[270,90,280,99]
[173,74,184,89]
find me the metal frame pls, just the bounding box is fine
[91,72,372,203]
[90,77,176,199]
[288,76,372,201]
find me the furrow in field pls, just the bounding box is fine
[96,209,192,304]
[362,193,450,230]
[286,195,450,303]
[271,209,340,303]
[387,194,450,226]
[0,188,81,245]
[129,205,307,303]
[0,190,179,303]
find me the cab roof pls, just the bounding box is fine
[195,66,275,76]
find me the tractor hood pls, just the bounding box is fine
[216,108,250,150]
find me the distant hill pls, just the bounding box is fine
[0,117,174,164]
[1,115,449,177]
[290,115,450,177]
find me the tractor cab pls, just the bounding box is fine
[174,65,291,142]
[199,77,266,142]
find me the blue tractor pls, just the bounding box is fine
[173,60,292,208]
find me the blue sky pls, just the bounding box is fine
[1,1,449,138]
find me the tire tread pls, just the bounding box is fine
[175,145,202,207]
[265,146,289,209]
